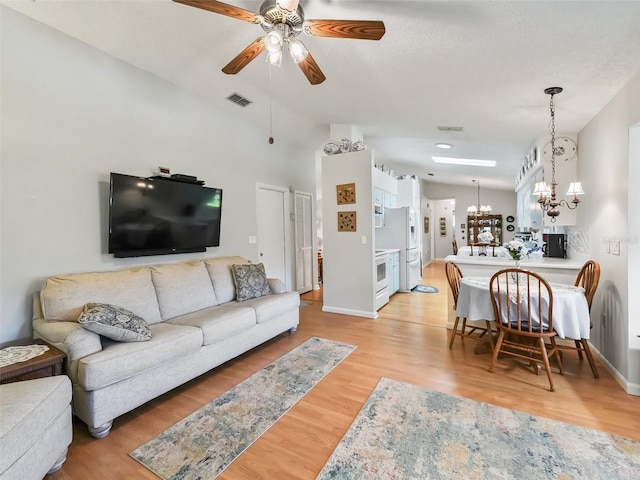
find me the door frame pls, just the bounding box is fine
[256,183,292,291]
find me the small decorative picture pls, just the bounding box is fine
[439,216,447,236]
[338,211,357,231]
[336,183,356,205]
[424,217,429,233]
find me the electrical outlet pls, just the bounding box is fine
[361,236,367,245]
[606,241,610,254]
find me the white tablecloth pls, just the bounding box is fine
[456,276,590,339]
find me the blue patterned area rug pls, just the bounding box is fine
[412,285,439,293]
[317,378,640,479]
[130,337,355,480]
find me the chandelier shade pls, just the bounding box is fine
[533,87,584,222]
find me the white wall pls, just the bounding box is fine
[0,8,316,342]
[575,72,640,394]
[432,199,455,259]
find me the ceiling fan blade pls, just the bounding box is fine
[173,0,261,23]
[298,53,326,85]
[222,38,265,75]
[304,19,385,40]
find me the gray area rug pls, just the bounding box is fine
[318,377,640,479]
[130,337,355,480]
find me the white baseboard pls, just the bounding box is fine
[590,343,640,396]
[322,305,377,319]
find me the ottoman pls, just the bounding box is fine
[0,376,72,479]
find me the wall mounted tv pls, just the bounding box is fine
[108,173,223,258]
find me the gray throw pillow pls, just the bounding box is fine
[78,303,152,342]
[231,263,271,302]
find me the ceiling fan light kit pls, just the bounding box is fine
[533,87,584,222]
[173,0,385,84]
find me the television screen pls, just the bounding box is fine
[108,173,223,257]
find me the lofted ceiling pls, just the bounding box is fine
[4,0,640,190]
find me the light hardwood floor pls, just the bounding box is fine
[49,261,640,479]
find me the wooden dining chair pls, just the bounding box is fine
[557,260,601,378]
[452,240,458,255]
[488,268,564,391]
[445,261,492,350]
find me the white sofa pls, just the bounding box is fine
[0,376,73,480]
[32,256,299,438]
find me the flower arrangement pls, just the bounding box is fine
[504,239,541,261]
[477,231,494,244]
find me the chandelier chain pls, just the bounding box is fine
[549,92,556,184]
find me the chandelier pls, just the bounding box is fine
[467,179,492,215]
[532,87,584,222]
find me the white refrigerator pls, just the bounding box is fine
[375,207,421,292]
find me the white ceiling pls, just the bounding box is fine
[5,0,640,190]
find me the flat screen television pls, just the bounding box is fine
[108,173,223,258]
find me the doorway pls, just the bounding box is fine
[256,184,291,289]
[294,190,314,293]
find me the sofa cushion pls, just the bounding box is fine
[150,261,217,320]
[167,306,256,346]
[78,303,152,342]
[204,256,249,304]
[222,291,300,324]
[41,268,163,324]
[77,323,203,391]
[231,263,271,302]
[0,376,72,475]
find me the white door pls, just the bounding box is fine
[256,184,290,288]
[294,190,314,293]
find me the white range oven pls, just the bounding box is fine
[375,251,390,310]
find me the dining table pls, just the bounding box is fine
[456,276,591,354]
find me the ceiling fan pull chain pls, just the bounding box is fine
[268,64,274,144]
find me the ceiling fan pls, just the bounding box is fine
[173,0,386,85]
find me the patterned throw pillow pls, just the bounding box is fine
[231,263,271,302]
[78,303,152,342]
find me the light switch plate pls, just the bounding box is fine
[611,240,620,255]
[248,236,257,244]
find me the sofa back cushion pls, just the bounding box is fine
[150,261,218,320]
[204,256,249,304]
[41,268,163,324]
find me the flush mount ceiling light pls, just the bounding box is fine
[435,143,453,149]
[432,157,496,167]
[532,87,584,222]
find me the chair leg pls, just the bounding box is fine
[449,316,460,350]
[550,337,563,375]
[485,321,495,349]
[580,338,600,379]
[460,318,468,341]
[488,331,504,373]
[574,339,584,359]
[539,337,556,392]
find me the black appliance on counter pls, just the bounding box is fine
[542,233,567,258]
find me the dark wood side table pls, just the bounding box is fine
[0,340,65,384]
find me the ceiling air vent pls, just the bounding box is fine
[226,93,252,107]
[437,126,463,132]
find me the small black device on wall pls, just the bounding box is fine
[542,233,567,258]
[108,173,223,257]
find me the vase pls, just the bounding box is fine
[510,260,521,283]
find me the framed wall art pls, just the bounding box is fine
[338,211,357,231]
[439,217,447,236]
[336,183,356,205]
[424,216,430,234]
